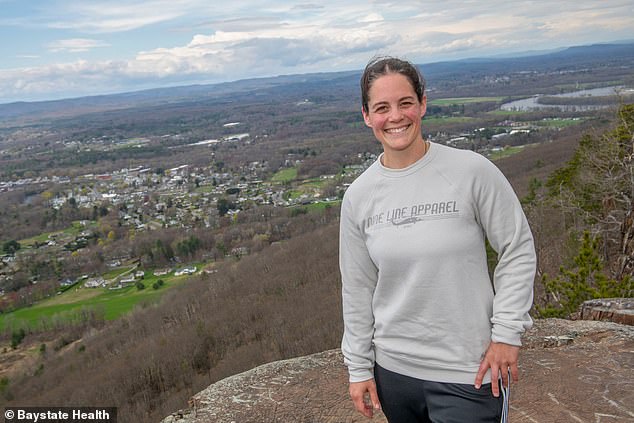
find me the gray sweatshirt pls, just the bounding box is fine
[340,142,535,384]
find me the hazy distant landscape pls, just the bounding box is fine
[0,43,633,421]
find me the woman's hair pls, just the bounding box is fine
[360,56,426,113]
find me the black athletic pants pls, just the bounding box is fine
[374,363,504,423]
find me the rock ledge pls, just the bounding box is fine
[163,319,634,423]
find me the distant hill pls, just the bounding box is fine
[1,42,633,123]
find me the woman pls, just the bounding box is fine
[340,56,536,422]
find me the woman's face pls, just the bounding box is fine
[362,73,427,161]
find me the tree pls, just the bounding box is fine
[11,328,26,349]
[217,198,235,217]
[176,236,201,257]
[2,240,21,255]
[538,231,633,318]
[546,104,634,282]
[533,105,634,316]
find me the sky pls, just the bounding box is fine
[1,0,633,104]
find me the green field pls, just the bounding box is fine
[307,200,340,212]
[19,220,95,247]
[533,118,585,128]
[423,116,477,124]
[488,145,536,161]
[101,266,135,281]
[487,109,530,116]
[429,97,504,105]
[553,81,623,92]
[300,177,328,189]
[271,167,298,183]
[0,269,193,332]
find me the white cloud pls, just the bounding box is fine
[46,0,196,33]
[47,38,110,53]
[2,0,634,102]
[359,13,384,23]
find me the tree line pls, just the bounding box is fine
[0,215,343,423]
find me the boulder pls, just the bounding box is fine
[579,298,634,326]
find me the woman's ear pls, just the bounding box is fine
[362,107,372,127]
[420,95,427,119]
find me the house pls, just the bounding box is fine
[60,278,75,287]
[174,266,196,276]
[230,247,249,258]
[84,277,105,288]
[119,275,136,284]
[153,268,171,276]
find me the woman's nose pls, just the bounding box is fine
[387,107,403,121]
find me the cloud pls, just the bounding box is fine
[2,0,634,102]
[189,17,286,32]
[45,0,196,33]
[132,23,398,73]
[291,4,325,11]
[359,13,384,23]
[47,38,110,53]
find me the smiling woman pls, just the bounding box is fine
[360,57,428,169]
[340,56,536,423]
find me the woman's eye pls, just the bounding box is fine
[374,106,388,113]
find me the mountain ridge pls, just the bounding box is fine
[2,42,633,122]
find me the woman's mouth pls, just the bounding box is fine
[385,125,410,134]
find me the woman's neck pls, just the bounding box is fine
[381,139,429,169]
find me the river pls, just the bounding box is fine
[500,86,629,112]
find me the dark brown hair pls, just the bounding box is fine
[360,56,426,113]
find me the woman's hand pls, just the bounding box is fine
[349,378,381,418]
[474,341,520,397]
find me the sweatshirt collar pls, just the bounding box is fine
[376,142,436,177]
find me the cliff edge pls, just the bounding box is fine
[163,318,634,423]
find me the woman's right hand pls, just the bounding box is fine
[349,378,381,418]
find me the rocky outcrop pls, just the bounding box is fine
[579,298,634,326]
[163,319,634,423]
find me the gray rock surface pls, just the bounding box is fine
[163,319,634,423]
[579,298,634,326]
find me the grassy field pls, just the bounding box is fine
[307,200,340,212]
[194,184,215,193]
[487,144,537,161]
[19,220,94,247]
[532,118,585,128]
[0,268,193,331]
[299,177,328,189]
[271,167,298,183]
[429,97,505,105]
[553,81,623,92]
[101,266,135,281]
[423,116,477,124]
[487,109,530,116]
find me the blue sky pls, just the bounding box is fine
[1,0,632,103]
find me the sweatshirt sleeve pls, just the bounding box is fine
[340,192,379,382]
[472,156,536,346]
